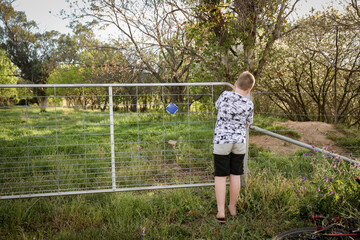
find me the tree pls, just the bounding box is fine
[49,21,151,112]
[0,0,60,111]
[47,64,86,109]
[0,48,17,106]
[180,0,300,83]
[329,0,360,28]
[259,9,360,127]
[66,0,198,110]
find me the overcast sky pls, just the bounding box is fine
[13,0,72,34]
[12,0,343,36]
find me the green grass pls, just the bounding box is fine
[327,124,360,156]
[1,108,360,239]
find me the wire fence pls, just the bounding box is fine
[0,83,237,199]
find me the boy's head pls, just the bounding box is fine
[235,71,255,92]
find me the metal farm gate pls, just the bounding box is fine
[0,82,251,199]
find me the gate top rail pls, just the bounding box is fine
[0,82,235,88]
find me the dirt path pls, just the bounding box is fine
[250,121,346,155]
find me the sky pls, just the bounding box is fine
[12,0,343,36]
[13,0,72,34]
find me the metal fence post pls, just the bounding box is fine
[241,128,249,187]
[82,87,88,190]
[109,86,116,190]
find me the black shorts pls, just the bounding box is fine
[213,153,245,176]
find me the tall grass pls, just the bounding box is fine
[1,109,360,239]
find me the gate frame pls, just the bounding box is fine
[0,82,252,199]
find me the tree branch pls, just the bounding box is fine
[305,47,360,72]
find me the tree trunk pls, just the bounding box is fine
[130,96,137,113]
[38,96,47,112]
[35,88,48,112]
[141,97,147,112]
[101,97,109,112]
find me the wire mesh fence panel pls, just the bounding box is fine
[0,83,234,199]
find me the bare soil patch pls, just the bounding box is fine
[250,121,346,155]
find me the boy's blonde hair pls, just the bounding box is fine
[236,71,255,91]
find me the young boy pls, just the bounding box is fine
[213,71,255,223]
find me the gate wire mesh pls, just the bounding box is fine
[0,83,235,199]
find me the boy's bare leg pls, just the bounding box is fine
[228,174,241,216]
[215,176,227,218]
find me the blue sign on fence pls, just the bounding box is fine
[166,103,178,114]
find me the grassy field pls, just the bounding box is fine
[1,107,360,239]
